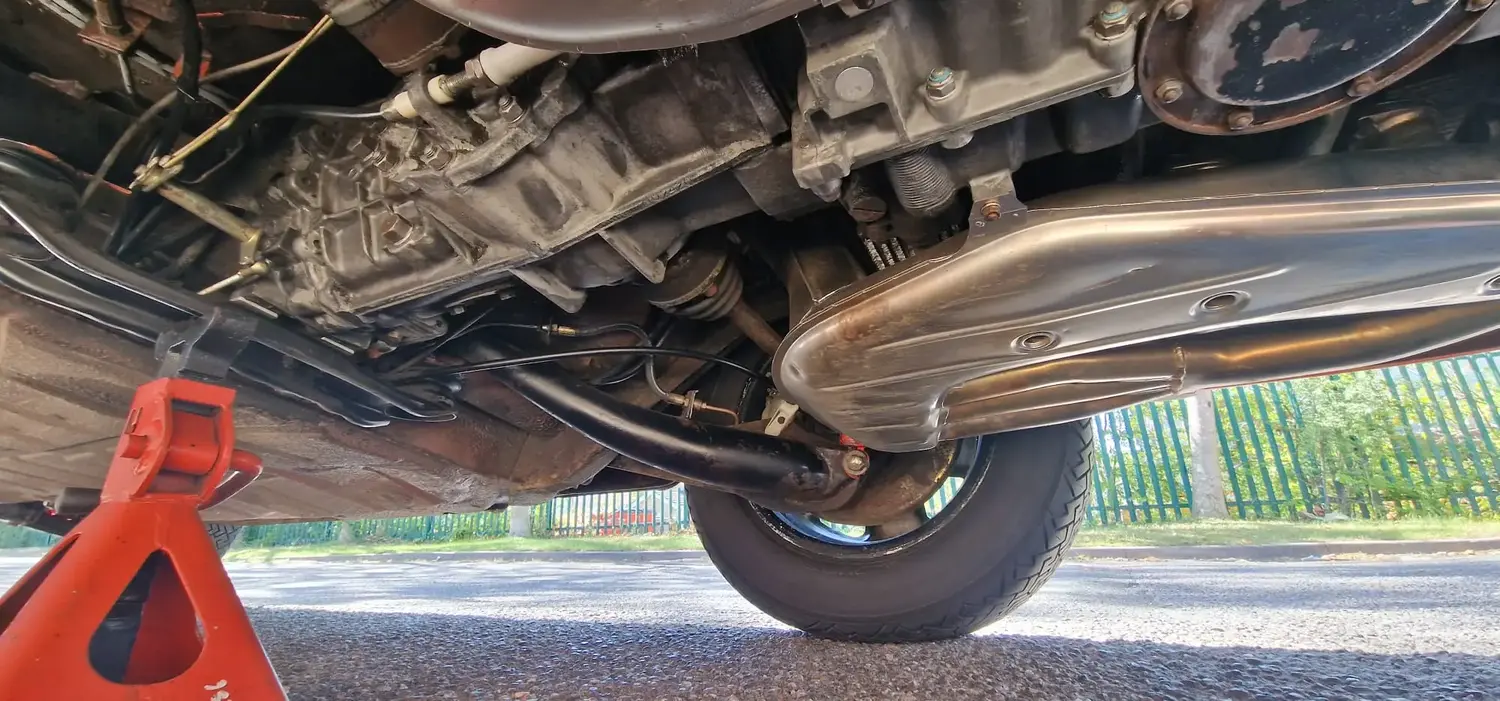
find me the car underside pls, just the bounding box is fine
[4,0,1500,641]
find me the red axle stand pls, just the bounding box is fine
[0,378,286,700]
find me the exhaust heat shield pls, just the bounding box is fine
[775,148,1500,452]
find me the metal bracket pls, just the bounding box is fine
[966,169,1026,231]
[155,307,258,381]
[763,398,800,437]
[77,11,150,54]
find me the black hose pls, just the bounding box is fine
[568,323,652,387]
[463,342,840,504]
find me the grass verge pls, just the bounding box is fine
[1071,518,1500,548]
[224,534,703,562]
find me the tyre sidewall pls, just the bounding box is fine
[689,420,1091,629]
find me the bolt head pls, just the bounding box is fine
[1347,74,1378,98]
[841,450,870,477]
[1154,79,1184,104]
[1095,2,1132,36]
[942,131,975,150]
[925,67,957,100]
[1227,109,1255,131]
[834,66,876,103]
[846,194,888,222]
[1164,0,1192,20]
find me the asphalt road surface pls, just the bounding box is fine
[1,552,1498,700]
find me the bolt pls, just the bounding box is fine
[980,199,1002,221]
[841,450,870,478]
[1347,73,1378,98]
[842,183,888,223]
[419,143,452,169]
[1163,0,1192,20]
[348,133,380,161]
[942,131,975,149]
[834,66,876,102]
[494,93,526,124]
[1227,109,1255,131]
[365,144,397,171]
[925,66,957,100]
[1469,0,1493,11]
[1154,79,1184,104]
[810,178,843,203]
[1094,1,1132,38]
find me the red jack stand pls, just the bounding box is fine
[0,378,286,700]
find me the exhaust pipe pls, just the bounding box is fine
[776,147,1500,453]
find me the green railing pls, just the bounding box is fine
[8,351,1500,549]
[238,512,516,548]
[1092,354,1500,523]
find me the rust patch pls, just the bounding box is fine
[1264,23,1320,65]
[835,300,890,343]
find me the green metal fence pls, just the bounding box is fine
[1092,354,1500,523]
[537,486,691,537]
[8,351,1500,549]
[238,511,516,548]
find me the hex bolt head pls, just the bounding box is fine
[1155,79,1185,104]
[925,66,957,100]
[1095,1,1132,38]
[1469,0,1494,11]
[1163,0,1193,20]
[1227,109,1255,131]
[841,450,871,478]
[1347,73,1379,98]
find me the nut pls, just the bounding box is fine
[1227,109,1255,131]
[1094,2,1132,38]
[494,93,526,124]
[841,450,870,478]
[419,143,452,169]
[1163,0,1192,20]
[925,66,957,100]
[1347,73,1378,98]
[980,199,1002,221]
[1154,79,1184,104]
